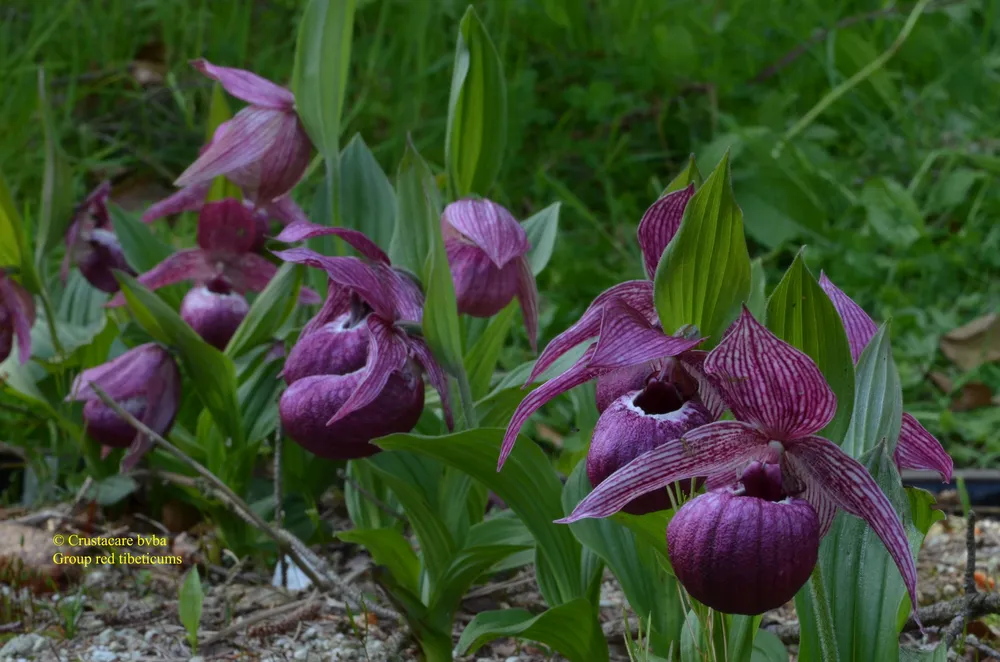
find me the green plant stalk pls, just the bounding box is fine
[775,0,933,155]
[324,154,341,229]
[807,566,840,662]
[38,286,64,357]
[456,368,478,430]
[417,629,454,662]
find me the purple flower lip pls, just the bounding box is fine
[67,343,181,471]
[0,273,35,366]
[62,181,136,293]
[179,278,250,350]
[667,461,820,615]
[441,199,539,351]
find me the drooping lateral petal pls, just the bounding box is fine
[408,336,454,430]
[275,222,390,264]
[590,299,702,370]
[191,59,294,110]
[819,272,877,363]
[0,278,35,366]
[787,435,920,625]
[120,356,181,472]
[799,480,839,538]
[106,250,214,308]
[678,350,727,420]
[271,248,396,320]
[637,184,695,279]
[386,268,424,324]
[198,199,259,254]
[500,345,600,470]
[326,317,409,426]
[894,413,953,482]
[263,196,310,226]
[441,199,529,269]
[515,256,539,353]
[174,108,287,190]
[142,182,211,223]
[559,421,770,522]
[704,307,837,441]
[527,280,655,384]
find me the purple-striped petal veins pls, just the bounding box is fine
[559,421,771,522]
[527,280,655,384]
[272,248,396,320]
[442,199,529,269]
[787,435,920,625]
[637,185,695,279]
[326,317,409,426]
[106,250,215,307]
[241,115,312,203]
[679,351,728,419]
[408,336,454,430]
[515,256,539,353]
[818,272,878,363]
[386,269,424,325]
[142,182,211,223]
[197,199,259,254]
[590,299,702,370]
[704,307,837,441]
[895,413,953,482]
[191,59,295,110]
[275,222,390,264]
[500,345,600,469]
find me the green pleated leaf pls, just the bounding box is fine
[465,301,517,400]
[292,0,356,158]
[0,171,28,271]
[376,429,584,607]
[237,355,283,443]
[664,154,703,194]
[765,251,855,443]
[116,273,244,446]
[343,458,404,531]
[841,321,903,458]
[522,202,561,276]
[751,630,789,662]
[108,204,174,273]
[337,528,421,597]
[35,68,74,264]
[225,262,303,359]
[339,134,396,251]
[425,543,528,631]
[747,257,767,322]
[653,151,751,345]
[445,5,507,198]
[456,599,608,662]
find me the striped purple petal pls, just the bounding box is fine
[704,307,837,441]
[441,199,529,269]
[197,199,259,254]
[239,114,312,203]
[263,196,310,226]
[408,336,454,430]
[590,299,702,369]
[142,182,211,223]
[0,276,35,366]
[386,268,424,325]
[894,413,953,482]
[120,354,181,472]
[301,278,352,338]
[326,317,408,426]
[274,222,390,264]
[106,250,215,308]
[818,272,878,363]
[191,59,294,110]
[636,185,695,279]
[515,256,539,353]
[787,435,920,626]
[272,248,396,321]
[559,421,770,522]
[527,280,655,384]
[678,350,727,420]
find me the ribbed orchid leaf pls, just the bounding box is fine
[445,5,507,198]
[337,528,420,597]
[35,68,74,263]
[0,170,27,269]
[637,185,694,280]
[465,301,518,400]
[746,257,767,322]
[292,0,355,158]
[653,151,751,346]
[663,154,703,194]
[522,202,560,276]
[225,262,303,359]
[842,322,903,459]
[389,140,435,276]
[108,204,176,291]
[766,253,855,443]
[340,134,396,252]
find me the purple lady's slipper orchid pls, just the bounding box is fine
[0,272,35,365]
[172,60,311,206]
[561,307,921,622]
[62,181,136,293]
[67,343,181,470]
[819,273,953,482]
[441,199,539,350]
[497,185,720,470]
[272,221,452,459]
[108,199,320,346]
[667,461,820,614]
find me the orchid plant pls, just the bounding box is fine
[0,2,959,662]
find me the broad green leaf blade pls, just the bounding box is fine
[751,630,789,662]
[445,5,507,198]
[0,171,27,269]
[108,204,174,273]
[456,600,608,662]
[842,322,903,458]
[337,528,420,597]
[339,134,396,251]
[653,151,751,345]
[237,355,283,443]
[376,429,584,606]
[116,273,244,446]
[83,474,139,506]
[765,251,855,443]
[522,202,561,276]
[389,140,436,276]
[35,68,74,263]
[465,301,517,400]
[664,154,703,194]
[225,262,303,359]
[178,568,204,640]
[563,463,684,653]
[344,458,404,531]
[292,0,356,158]
[746,257,767,322]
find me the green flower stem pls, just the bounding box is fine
[456,368,478,431]
[809,566,840,662]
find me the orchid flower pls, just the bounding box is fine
[272,221,453,459]
[0,272,35,365]
[442,199,539,351]
[498,185,726,469]
[562,307,921,622]
[819,273,953,482]
[67,343,181,471]
[62,181,135,293]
